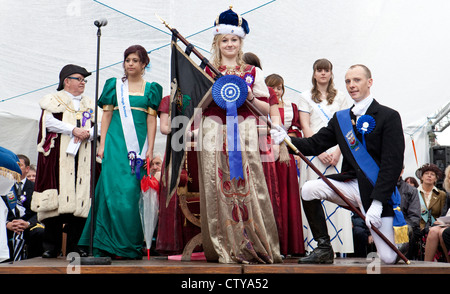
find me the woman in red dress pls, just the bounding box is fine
[265,73,305,257]
[155,95,200,255]
[242,52,282,249]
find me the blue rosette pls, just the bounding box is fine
[212,75,248,109]
[356,115,376,148]
[212,75,248,180]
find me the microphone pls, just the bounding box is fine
[94,18,108,27]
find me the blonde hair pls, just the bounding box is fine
[311,58,337,105]
[210,34,245,69]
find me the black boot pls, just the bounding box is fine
[298,199,334,264]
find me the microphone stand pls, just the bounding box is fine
[80,20,111,265]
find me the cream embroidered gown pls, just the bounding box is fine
[199,65,282,264]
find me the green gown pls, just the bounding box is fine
[79,77,162,259]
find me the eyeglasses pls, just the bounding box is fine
[67,77,88,83]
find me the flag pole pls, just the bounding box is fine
[156,14,409,265]
[156,14,222,79]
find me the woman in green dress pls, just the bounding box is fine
[78,45,162,259]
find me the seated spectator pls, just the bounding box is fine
[0,147,23,262]
[351,214,375,257]
[416,164,447,232]
[442,226,450,262]
[2,154,44,261]
[405,176,419,188]
[397,168,421,259]
[26,164,36,183]
[424,165,450,262]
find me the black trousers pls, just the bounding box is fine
[443,227,450,251]
[42,214,86,255]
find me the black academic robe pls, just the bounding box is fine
[291,99,404,217]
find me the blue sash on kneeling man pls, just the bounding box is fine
[336,108,408,244]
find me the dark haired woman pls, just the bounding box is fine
[405,176,419,188]
[417,163,447,232]
[298,58,354,254]
[78,45,162,259]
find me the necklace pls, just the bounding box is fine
[54,94,87,120]
[223,65,238,75]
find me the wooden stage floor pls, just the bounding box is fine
[1,256,449,275]
[1,256,448,291]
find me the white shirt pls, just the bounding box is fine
[15,178,27,194]
[352,95,374,119]
[45,91,99,139]
[418,184,440,208]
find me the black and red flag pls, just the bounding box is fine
[161,36,215,205]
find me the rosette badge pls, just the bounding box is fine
[356,115,376,147]
[212,75,248,180]
[212,75,248,109]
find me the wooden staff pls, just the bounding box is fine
[156,14,222,79]
[156,14,410,265]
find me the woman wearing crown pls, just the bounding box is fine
[198,8,282,264]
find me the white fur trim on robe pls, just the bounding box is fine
[31,91,101,221]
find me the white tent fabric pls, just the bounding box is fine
[1,0,450,179]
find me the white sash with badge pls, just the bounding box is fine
[116,79,148,176]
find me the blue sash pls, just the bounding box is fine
[6,189,17,211]
[336,109,380,184]
[418,191,435,224]
[336,109,408,243]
